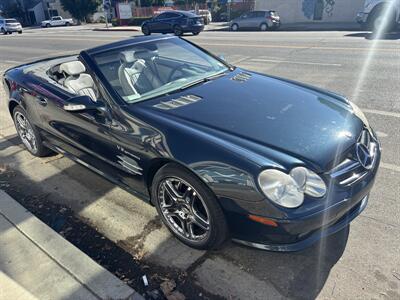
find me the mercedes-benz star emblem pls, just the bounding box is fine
[356,143,373,169]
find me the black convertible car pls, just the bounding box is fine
[3,35,380,251]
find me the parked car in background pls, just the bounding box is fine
[356,0,400,32]
[219,12,228,22]
[230,10,281,31]
[0,18,23,34]
[41,16,74,28]
[142,11,204,36]
[190,9,212,24]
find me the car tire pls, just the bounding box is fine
[173,25,183,36]
[18,31,22,34]
[142,24,151,35]
[46,23,51,28]
[13,106,51,157]
[231,23,239,31]
[368,6,396,33]
[66,22,70,26]
[260,23,268,31]
[192,31,200,36]
[152,163,229,250]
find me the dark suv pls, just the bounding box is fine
[142,11,204,36]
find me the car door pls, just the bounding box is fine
[246,12,261,28]
[32,61,119,176]
[151,13,169,32]
[52,17,61,26]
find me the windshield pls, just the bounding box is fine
[6,19,18,24]
[92,37,228,104]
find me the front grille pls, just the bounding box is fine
[328,128,378,186]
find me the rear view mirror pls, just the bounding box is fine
[63,95,103,112]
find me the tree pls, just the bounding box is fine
[139,0,166,7]
[1,0,25,23]
[60,0,101,22]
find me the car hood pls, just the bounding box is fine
[135,69,364,172]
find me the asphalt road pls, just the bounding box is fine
[0,25,399,300]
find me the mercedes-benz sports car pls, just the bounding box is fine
[2,35,381,251]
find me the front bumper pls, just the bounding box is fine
[228,137,380,252]
[233,195,368,251]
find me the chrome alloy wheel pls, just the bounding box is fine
[158,177,210,241]
[14,111,37,153]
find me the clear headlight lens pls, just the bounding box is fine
[258,167,327,208]
[258,169,304,208]
[290,167,327,198]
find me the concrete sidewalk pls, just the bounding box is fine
[0,190,143,300]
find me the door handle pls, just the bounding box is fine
[36,96,47,106]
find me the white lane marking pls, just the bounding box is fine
[362,108,400,119]
[231,56,250,64]
[4,60,22,64]
[381,163,400,173]
[249,58,342,67]
[376,131,388,138]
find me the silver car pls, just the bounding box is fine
[0,18,23,34]
[230,10,280,31]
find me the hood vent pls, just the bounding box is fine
[231,72,252,82]
[154,94,202,110]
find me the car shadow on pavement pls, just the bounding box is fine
[344,32,400,40]
[220,227,349,299]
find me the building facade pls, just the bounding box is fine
[255,0,365,23]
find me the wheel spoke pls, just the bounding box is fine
[16,114,26,129]
[164,180,181,201]
[191,213,209,231]
[182,219,194,239]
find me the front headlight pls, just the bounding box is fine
[290,167,327,197]
[258,167,326,208]
[258,169,304,208]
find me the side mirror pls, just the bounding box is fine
[63,95,103,112]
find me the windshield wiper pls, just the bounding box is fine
[179,72,226,91]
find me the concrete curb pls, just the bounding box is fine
[0,190,143,300]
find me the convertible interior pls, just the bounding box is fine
[45,39,225,103]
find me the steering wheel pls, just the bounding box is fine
[167,63,191,82]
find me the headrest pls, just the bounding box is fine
[133,59,146,72]
[120,51,135,63]
[59,61,86,76]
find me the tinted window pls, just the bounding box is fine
[53,17,62,20]
[247,12,258,18]
[256,12,266,18]
[164,13,179,18]
[6,19,18,24]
